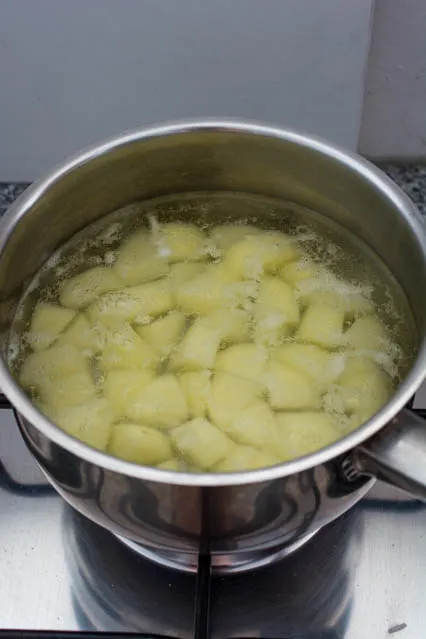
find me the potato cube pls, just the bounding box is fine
[297,302,345,348]
[227,400,278,449]
[115,230,169,284]
[157,223,207,263]
[203,308,251,344]
[272,343,344,391]
[175,264,235,315]
[157,458,182,471]
[223,232,299,279]
[344,315,389,351]
[39,370,97,411]
[125,374,188,428]
[276,412,342,460]
[26,303,76,351]
[208,373,259,429]
[265,361,321,410]
[209,224,259,251]
[214,445,280,472]
[305,289,374,320]
[60,267,123,308]
[20,344,88,389]
[55,313,97,355]
[171,319,222,370]
[254,277,299,346]
[104,369,155,418]
[168,262,205,288]
[171,418,233,469]
[99,324,158,371]
[53,398,113,451]
[215,343,269,385]
[136,312,186,359]
[179,370,212,418]
[109,422,172,465]
[280,259,319,286]
[87,279,172,326]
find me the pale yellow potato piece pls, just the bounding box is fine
[20,344,88,389]
[214,445,280,472]
[272,343,344,391]
[168,262,205,288]
[52,398,113,451]
[39,370,97,411]
[276,412,342,460]
[136,312,186,359]
[203,308,251,344]
[171,418,233,469]
[227,400,278,449]
[280,259,319,286]
[55,313,97,354]
[26,303,76,351]
[115,230,169,284]
[99,324,158,371]
[344,315,389,351]
[157,223,207,263]
[208,373,259,429]
[179,370,212,418]
[215,343,268,385]
[171,319,222,370]
[305,289,374,320]
[125,373,188,428]
[209,224,259,251]
[175,264,235,315]
[297,302,345,348]
[157,458,182,471]
[254,277,299,346]
[87,279,172,326]
[265,361,321,410]
[109,422,172,465]
[223,232,299,279]
[60,267,123,308]
[104,368,155,418]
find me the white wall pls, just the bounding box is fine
[0,0,374,180]
[359,0,426,160]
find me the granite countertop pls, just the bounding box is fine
[0,163,425,218]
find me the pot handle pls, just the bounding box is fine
[353,409,426,501]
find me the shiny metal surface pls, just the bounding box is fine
[2,405,426,637]
[0,121,425,561]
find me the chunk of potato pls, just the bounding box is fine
[209,224,259,251]
[55,313,97,355]
[208,373,259,429]
[26,303,76,351]
[344,315,389,351]
[60,267,123,308]
[223,232,299,279]
[214,445,281,472]
[304,289,374,320]
[171,319,222,370]
[179,370,212,418]
[174,264,235,315]
[136,311,186,359]
[115,230,169,284]
[265,361,321,410]
[39,370,97,411]
[297,302,345,349]
[168,262,205,288]
[87,279,172,326]
[215,343,269,385]
[280,259,320,286]
[254,277,299,346]
[99,324,158,371]
[52,398,113,451]
[109,422,172,464]
[203,308,251,344]
[272,343,344,391]
[227,400,278,449]
[157,223,207,263]
[20,344,88,389]
[104,368,155,419]
[157,458,182,471]
[171,418,233,469]
[125,373,188,428]
[276,412,342,460]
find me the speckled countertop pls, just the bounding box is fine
[0,163,425,218]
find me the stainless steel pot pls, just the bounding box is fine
[0,120,425,573]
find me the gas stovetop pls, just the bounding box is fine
[1,384,425,639]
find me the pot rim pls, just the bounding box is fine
[0,118,425,487]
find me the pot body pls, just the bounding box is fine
[0,121,425,567]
